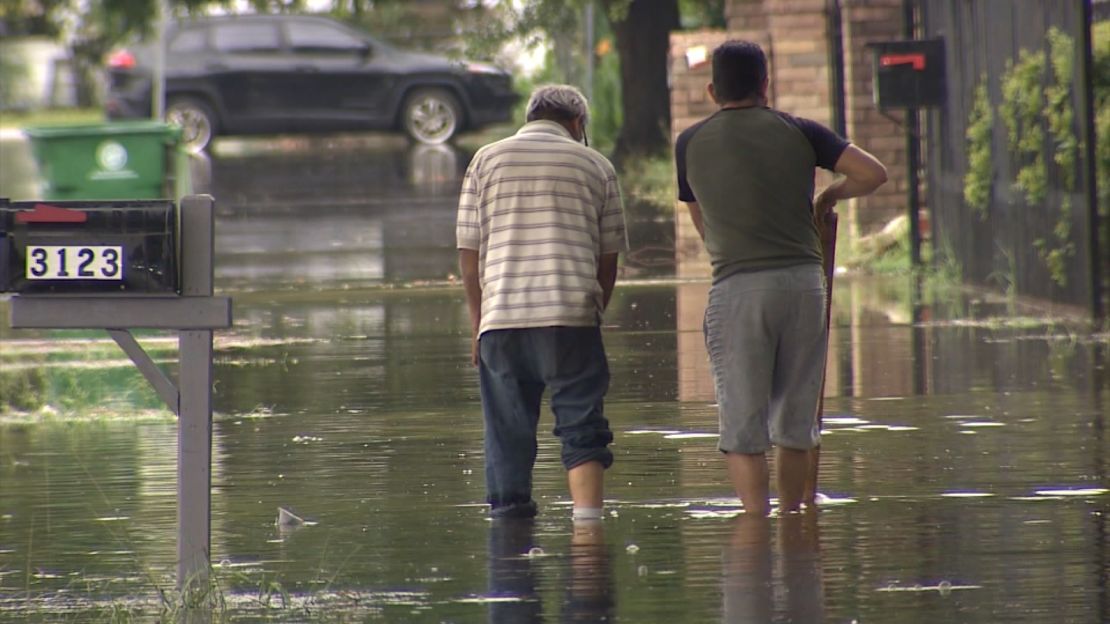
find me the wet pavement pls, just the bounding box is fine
[0,134,1108,622]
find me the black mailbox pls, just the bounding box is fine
[869,39,945,109]
[0,198,178,294]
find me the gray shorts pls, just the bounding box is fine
[704,264,827,454]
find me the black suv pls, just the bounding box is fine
[106,14,517,151]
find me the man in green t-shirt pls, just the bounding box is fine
[675,40,887,516]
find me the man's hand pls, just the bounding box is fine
[596,253,619,311]
[458,248,482,367]
[814,190,837,221]
[812,188,834,217]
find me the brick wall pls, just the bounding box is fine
[763,0,834,127]
[840,0,906,237]
[670,29,733,280]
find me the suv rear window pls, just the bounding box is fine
[212,23,281,53]
[287,21,365,53]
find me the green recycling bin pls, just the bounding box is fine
[24,121,184,200]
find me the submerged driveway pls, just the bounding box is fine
[1,134,1107,623]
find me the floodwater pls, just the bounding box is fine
[1,134,1108,623]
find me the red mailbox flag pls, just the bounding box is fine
[15,204,88,224]
[880,53,926,71]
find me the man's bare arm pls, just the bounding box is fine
[597,252,619,311]
[684,201,706,241]
[458,249,482,365]
[815,144,888,214]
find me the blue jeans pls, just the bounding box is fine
[478,326,614,514]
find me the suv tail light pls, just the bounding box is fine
[107,49,136,70]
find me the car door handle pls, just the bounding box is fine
[295,66,319,73]
[205,63,229,71]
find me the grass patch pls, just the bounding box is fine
[454,122,516,153]
[620,153,676,215]
[0,107,105,130]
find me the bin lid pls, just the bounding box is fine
[24,121,182,140]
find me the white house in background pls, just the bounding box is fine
[0,37,78,109]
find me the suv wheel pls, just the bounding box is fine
[402,89,460,144]
[166,96,217,153]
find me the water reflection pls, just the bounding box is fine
[487,519,543,622]
[1,133,1108,622]
[485,519,614,623]
[723,514,823,623]
[563,521,615,622]
[407,143,461,193]
[675,273,1109,404]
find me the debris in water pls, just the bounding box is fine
[277,507,311,527]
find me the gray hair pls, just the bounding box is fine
[525,84,589,124]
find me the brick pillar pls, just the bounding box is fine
[670,30,737,280]
[725,0,771,40]
[765,0,834,128]
[670,30,735,403]
[841,0,906,237]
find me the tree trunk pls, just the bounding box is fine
[603,0,680,164]
[70,38,109,108]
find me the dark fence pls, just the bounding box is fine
[920,0,1104,316]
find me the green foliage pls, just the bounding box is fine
[0,368,48,412]
[459,0,587,62]
[479,2,623,157]
[1046,28,1077,189]
[620,152,675,214]
[1095,21,1110,218]
[963,77,993,219]
[1041,28,1078,286]
[999,48,1047,204]
[996,26,1078,288]
[986,243,1019,300]
[0,45,30,109]
[925,234,964,286]
[589,39,623,156]
[678,0,726,29]
[0,107,103,128]
[0,0,67,36]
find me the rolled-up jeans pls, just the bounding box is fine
[478,326,614,512]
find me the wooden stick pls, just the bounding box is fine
[804,209,838,506]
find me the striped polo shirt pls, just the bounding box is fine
[456,120,628,335]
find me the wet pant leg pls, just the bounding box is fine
[479,330,544,511]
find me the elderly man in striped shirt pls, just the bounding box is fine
[456,84,628,521]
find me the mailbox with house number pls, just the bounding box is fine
[0,198,178,294]
[868,38,946,109]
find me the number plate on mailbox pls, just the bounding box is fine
[1,199,178,294]
[26,246,124,280]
